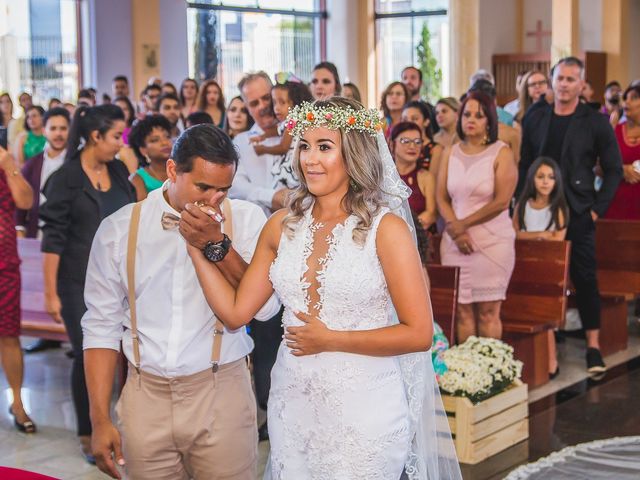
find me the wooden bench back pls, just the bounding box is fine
[595,219,640,300]
[18,238,68,340]
[502,239,571,328]
[427,264,459,345]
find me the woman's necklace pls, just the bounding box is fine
[94,167,106,191]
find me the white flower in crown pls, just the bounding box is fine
[285,101,384,138]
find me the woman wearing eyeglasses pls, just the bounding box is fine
[515,70,550,125]
[391,121,436,230]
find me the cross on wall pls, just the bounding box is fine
[526,20,551,53]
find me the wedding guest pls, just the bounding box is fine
[111,75,130,99]
[161,82,178,97]
[113,96,135,145]
[433,97,460,149]
[48,98,62,110]
[381,81,409,140]
[197,79,226,129]
[39,104,136,462]
[15,108,70,239]
[515,71,549,124]
[469,80,521,163]
[437,91,517,342]
[402,100,442,170]
[0,93,20,151]
[513,157,569,379]
[128,115,172,201]
[156,93,183,139]
[140,84,161,117]
[180,78,199,119]
[228,71,287,441]
[186,111,213,128]
[14,106,46,167]
[518,57,623,373]
[222,96,253,139]
[253,77,313,190]
[342,82,362,103]
[391,121,436,230]
[401,66,424,102]
[0,144,35,434]
[605,84,640,220]
[310,61,341,100]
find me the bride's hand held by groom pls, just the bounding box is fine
[285,311,336,356]
[179,191,227,249]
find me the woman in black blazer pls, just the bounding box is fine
[39,104,135,462]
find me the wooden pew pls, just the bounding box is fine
[428,264,460,345]
[429,235,571,388]
[593,219,640,356]
[502,240,571,388]
[18,238,68,341]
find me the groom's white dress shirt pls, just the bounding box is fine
[82,183,281,377]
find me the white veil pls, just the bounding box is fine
[376,132,462,479]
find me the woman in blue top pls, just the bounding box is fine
[128,115,172,200]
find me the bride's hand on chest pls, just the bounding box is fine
[284,311,335,356]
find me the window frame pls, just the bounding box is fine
[373,2,448,101]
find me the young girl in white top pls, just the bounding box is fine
[513,156,569,379]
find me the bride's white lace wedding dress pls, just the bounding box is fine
[267,206,412,479]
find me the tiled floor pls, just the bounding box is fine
[1,319,639,479]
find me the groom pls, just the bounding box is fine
[82,124,280,479]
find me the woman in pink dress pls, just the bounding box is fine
[436,91,517,342]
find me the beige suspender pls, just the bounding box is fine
[126,199,233,375]
[210,198,233,373]
[127,202,143,374]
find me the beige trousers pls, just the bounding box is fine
[115,359,257,480]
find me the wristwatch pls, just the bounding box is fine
[203,234,232,262]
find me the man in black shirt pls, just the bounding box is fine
[519,57,623,374]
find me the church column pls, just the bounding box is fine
[131,0,161,98]
[602,0,630,85]
[550,0,579,64]
[449,0,479,97]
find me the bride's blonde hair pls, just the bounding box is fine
[282,96,385,246]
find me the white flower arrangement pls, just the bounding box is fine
[438,336,523,403]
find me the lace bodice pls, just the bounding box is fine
[270,206,393,331]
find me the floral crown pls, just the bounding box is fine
[285,101,384,138]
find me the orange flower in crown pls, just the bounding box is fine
[285,101,383,137]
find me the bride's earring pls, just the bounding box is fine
[349,178,360,191]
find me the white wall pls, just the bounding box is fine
[86,0,133,97]
[478,0,518,70]
[629,0,640,82]
[522,0,552,53]
[579,0,602,51]
[159,0,189,87]
[325,0,363,88]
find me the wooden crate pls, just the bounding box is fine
[442,380,529,464]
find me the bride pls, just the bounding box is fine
[187,97,460,479]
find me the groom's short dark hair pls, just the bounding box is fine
[171,124,238,173]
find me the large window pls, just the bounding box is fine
[187,0,326,100]
[376,0,449,101]
[0,0,81,106]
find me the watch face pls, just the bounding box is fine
[204,243,226,262]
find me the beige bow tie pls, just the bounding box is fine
[161,212,180,230]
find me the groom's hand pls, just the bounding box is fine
[285,311,335,356]
[92,420,125,479]
[180,192,226,249]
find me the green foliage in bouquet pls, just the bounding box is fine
[438,336,523,404]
